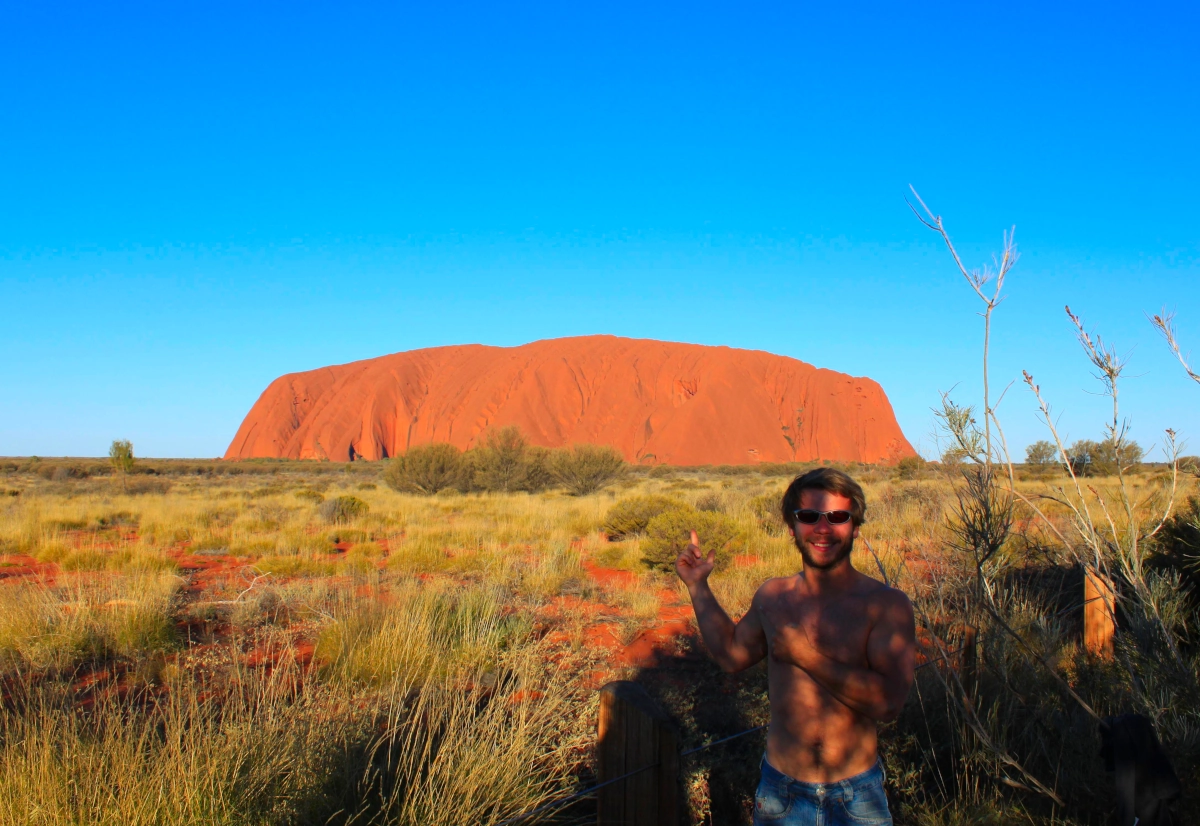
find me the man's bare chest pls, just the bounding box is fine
[760,594,875,666]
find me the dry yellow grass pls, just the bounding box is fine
[0,463,1193,825]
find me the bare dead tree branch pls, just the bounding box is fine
[1151,309,1200,385]
[909,185,1017,468]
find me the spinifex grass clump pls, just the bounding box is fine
[0,661,370,826]
[0,572,179,673]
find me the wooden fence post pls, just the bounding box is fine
[597,681,679,826]
[1084,568,1116,659]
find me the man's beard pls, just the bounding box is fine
[794,533,855,571]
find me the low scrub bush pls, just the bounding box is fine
[294,489,325,504]
[318,495,368,524]
[471,426,536,493]
[548,444,625,496]
[894,455,926,480]
[245,485,285,499]
[126,478,173,495]
[384,444,465,494]
[640,505,747,572]
[749,491,786,536]
[602,494,681,540]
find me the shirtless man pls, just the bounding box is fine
[676,468,915,825]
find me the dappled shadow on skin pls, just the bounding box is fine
[627,629,769,826]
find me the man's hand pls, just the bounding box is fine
[678,530,767,673]
[675,530,715,589]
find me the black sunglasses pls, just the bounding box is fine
[792,509,853,525]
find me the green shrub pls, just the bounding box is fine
[548,444,625,496]
[749,491,786,536]
[1024,440,1057,466]
[894,456,926,480]
[295,489,325,504]
[1066,438,1144,476]
[640,505,746,572]
[1178,455,1200,476]
[318,496,368,524]
[384,444,465,494]
[602,495,682,540]
[471,426,532,493]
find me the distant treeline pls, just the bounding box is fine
[7,432,1184,489]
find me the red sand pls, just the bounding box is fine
[225,335,915,465]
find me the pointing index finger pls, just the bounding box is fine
[690,530,699,547]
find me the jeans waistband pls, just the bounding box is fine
[761,755,885,792]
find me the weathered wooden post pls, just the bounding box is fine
[1084,568,1116,658]
[597,680,679,826]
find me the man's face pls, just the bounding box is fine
[788,489,860,571]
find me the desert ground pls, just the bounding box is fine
[0,456,1196,825]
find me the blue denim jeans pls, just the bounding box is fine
[752,756,892,826]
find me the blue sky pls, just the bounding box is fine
[2,1,1198,460]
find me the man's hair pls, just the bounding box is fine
[781,468,867,529]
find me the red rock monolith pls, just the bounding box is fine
[224,335,915,465]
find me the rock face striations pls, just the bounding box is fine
[224,336,915,466]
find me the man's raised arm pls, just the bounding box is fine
[676,530,767,673]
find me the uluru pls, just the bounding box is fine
[224,336,916,466]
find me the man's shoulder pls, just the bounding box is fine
[850,572,913,612]
[753,574,800,603]
[859,576,915,625]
